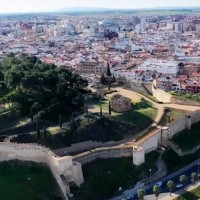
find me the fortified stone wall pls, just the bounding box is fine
[54,140,115,155]
[171,96,200,106]
[142,82,153,94]
[142,130,161,153]
[73,146,133,165]
[0,142,84,199]
[72,110,200,169]
[130,81,147,93]
[167,110,200,139]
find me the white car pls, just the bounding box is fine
[156,182,163,187]
[126,194,134,200]
[176,183,183,188]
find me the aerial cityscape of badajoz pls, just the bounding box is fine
[1,1,200,200]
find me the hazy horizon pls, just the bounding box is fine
[0,0,199,13]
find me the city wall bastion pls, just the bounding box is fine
[73,109,200,168]
[0,142,84,200]
[1,110,200,199]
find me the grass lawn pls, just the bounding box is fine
[71,151,160,200]
[0,160,62,200]
[0,112,27,130]
[87,99,109,112]
[113,107,157,130]
[174,185,200,200]
[88,98,157,131]
[159,109,185,126]
[163,149,198,173]
[171,121,200,151]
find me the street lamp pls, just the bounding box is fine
[149,169,152,185]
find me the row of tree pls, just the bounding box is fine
[137,173,198,200]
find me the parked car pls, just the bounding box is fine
[126,194,135,200]
[155,181,163,187]
[176,183,183,188]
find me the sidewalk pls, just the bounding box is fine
[146,182,200,200]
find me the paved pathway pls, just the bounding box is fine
[90,87,200,124]
[116,87,200,117]
[146,182,200,200]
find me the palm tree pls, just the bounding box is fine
[180,175,188,187]
[137,189,145,200]
[191,172,198,184]
[153,185,161,200]
[167,180,175,196]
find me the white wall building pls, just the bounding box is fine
[138,59,179,75]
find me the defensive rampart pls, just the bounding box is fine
[0,142,84,200]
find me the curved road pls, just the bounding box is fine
[112,156,200,200]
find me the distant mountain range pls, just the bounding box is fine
[57,6,200,13]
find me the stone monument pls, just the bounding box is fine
[111,94,132,112]
[95,81,104,99]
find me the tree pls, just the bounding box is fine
[48,132,52,145]
[180,175,188,187]
[191,172,198,184]
[30,106,34,121]
[100,105,102,118]
[106,62,112,77]
[108,101,112,115]
[153,185,161,200]
[137,189,145,200]
[59,113,62,128]
[1,54,87,116]
[167,180,175,196]
[43,124,47,140]
[32,102,42,114]
[100,74,106,85]
[85,104,89,124]
[35,118,40,139]
[69,112,77,134]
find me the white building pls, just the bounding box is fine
[138,59,179,75]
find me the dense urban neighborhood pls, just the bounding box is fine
[1,3,200,200]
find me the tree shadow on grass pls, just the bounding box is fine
[133,98,152,110]
[114,110,154,131]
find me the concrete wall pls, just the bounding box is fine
[0,142,84,199]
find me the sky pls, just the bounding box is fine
[0,0,200,13]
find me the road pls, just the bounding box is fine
[111,156,200,200]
